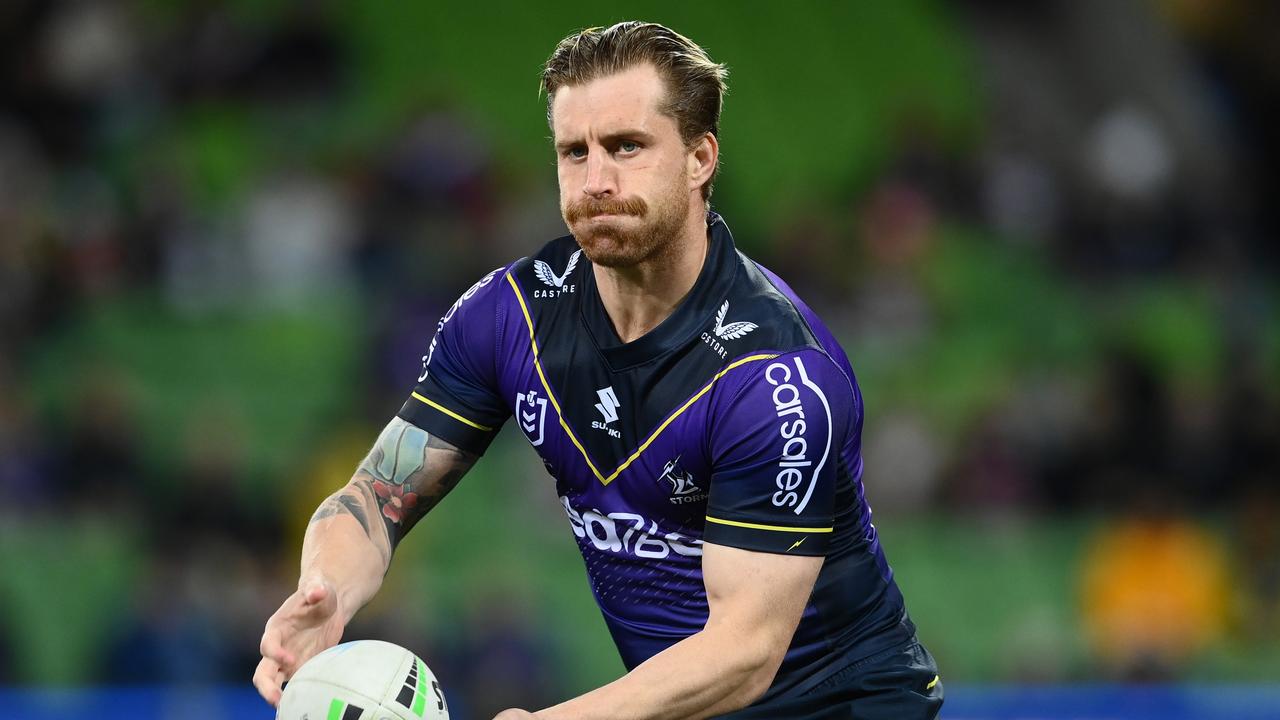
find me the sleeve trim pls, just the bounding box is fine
[705,515,833,533]
[409,392,494,431]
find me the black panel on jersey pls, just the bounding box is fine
[510,213,822,473]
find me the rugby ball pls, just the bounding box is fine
[277,639,449,720]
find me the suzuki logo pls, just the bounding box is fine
[516,389,548,446]
[594,386,619,424]
[592,386,621,438]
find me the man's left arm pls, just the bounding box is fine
[497,541,822,720]
[496,349,851,720]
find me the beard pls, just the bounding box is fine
[561,177,689,269]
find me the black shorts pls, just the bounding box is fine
[717,640,943,720]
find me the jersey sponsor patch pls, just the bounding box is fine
[592,385,622,438]
[532,249,581,298]
[763,356,833,514]
[561,496,703,559]
[701,300,758,358]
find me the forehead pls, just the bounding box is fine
[550,64,675,139]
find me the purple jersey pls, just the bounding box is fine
[399,213,916,701]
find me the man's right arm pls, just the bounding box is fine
[254,417,477,706]
[258,264,510,706]
[303,416,479,622]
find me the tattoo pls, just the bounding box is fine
[353,418,478,551]
[309,491,371,533]
[372,421,427,485]
[306,419,477,562]
[336,495,370,534]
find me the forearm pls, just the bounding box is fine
[300,479,391,623]
[536,623,778,720]
[298,418,477,623]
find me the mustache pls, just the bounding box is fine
[563,196,648,224]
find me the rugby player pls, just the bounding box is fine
[255,21,943,719]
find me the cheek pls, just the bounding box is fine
[557,164,582,204]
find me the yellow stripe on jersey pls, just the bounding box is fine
[507,273,778,486]
[410,392,494,432]
[606,352,779,483]
[705,516,834,533]
[508,274,610,484]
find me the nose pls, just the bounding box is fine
[582,150,616,198]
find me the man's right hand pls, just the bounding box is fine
[253,579,346,707]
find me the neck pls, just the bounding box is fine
[594,207,708,344]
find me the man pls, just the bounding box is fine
[255,21,943,720]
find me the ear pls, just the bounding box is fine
[687,132,718,193]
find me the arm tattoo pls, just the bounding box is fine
[310,494,370,536]
[357,418,477,550]
[307,418,477,558]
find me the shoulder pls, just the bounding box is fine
[438,235,581,318]
[707,252,849,376]
[703,254,863,430]
[734,254,859,389]
[717,347,854,416]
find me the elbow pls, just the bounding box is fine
[724,633,789,709]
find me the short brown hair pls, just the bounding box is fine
[541,21,729,201]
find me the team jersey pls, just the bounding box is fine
[399,212,917,702]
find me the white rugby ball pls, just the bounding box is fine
[277,639,449,720]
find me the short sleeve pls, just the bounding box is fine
[398,266,511,455]
[704,350,854,556]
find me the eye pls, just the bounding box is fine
[618,141,640,154]
[562,146,587,160]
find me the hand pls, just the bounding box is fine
[252,579,346,706]
[492,710,537,720]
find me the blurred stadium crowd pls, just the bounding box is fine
[0,0,1277,715]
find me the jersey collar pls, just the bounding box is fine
[581,211,739,372]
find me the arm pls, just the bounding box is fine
[496,351,847,719]
[302,417,479,622]
[517,543,822,720]
[254,417,477,706]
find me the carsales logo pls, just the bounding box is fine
[560,497,703,559]
[764,357,832,514]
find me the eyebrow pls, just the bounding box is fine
[555,129,656,152]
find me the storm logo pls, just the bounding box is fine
[658,456,707,505]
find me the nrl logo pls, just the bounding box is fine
[533,250,581,298]
[701,300,758,359]
[659,456,707,505]
[516,389,548,446]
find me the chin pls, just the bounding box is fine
[566,211,676,269]
[575,233,636,268]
